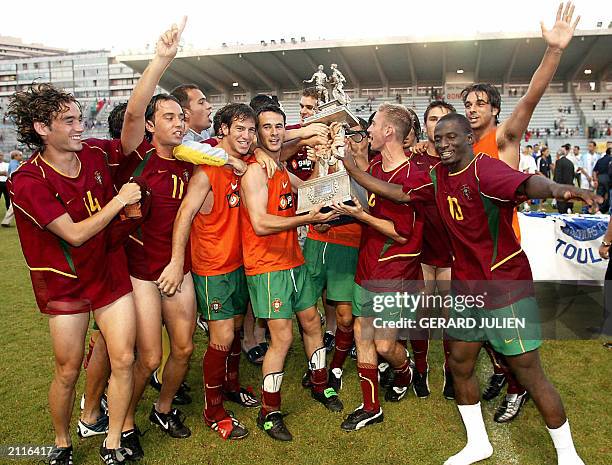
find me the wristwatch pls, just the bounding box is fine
[602,240,612,247]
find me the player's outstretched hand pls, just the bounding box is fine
[156,16,187,60]
[541,2,580,51]
[551,183,602,207]
[307,205,339,224]
[329,197,364,218]
[117,182,142,205]
[253,149,279,179]
[599,243,610,260]
[301,123,330,139]
[410,141,428,155]
[156,261,184,297]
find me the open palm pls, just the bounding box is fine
[541,2,580,50]
[156,16,187,59]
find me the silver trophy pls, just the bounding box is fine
[296,98,365,215]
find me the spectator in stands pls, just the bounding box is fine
[1,150,24,227]
[592,100,597,111]
[602,99,606,111]
[554,148,577,213]
[593,147,611,213]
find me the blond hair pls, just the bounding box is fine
[377,103,413,142]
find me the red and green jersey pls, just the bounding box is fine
[9,139,131,314]
[285,123,314,181]
[115,139,193,281]
[355,155,424,292]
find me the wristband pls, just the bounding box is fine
[114,195,127,208]
[602,240,612,247]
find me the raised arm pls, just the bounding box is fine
[121,17,187,155]
[157,168,211,295]
[517,174,599,206]
[498,3,579,166]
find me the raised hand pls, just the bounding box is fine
[156,16,187,60]
[541,2,580,51]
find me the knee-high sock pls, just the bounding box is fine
[261,372,283,416]
[203,345,229,423]
[223,331,242,393]
[330,326,353,370]
[358,363,379,412]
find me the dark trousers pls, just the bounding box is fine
[0,182,9,210]
[557,201,573,214]
[602,260,612,336]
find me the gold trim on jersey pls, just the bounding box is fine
[128,234,144,246]
[491,248,523,271]
[378,251,421,262]
[38,152,82,179]
[509,302,526,353]
[28,266,77,279]
[448,155,478,177]
[13,202,44,229]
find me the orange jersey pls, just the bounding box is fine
[240,161,304,275]
[473,128,521,241]
[190,165,242,276]
[307,222,362,248]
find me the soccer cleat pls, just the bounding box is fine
[412,369,430,398]
[301,368,313,388]
[323,331,335,352]
[257,409,293,441]
[149,372,192,405]
[120,428,144,461]
[99,441,133,465]
[349,343,357,360]
[224,387,260,408]
[385,385,408,402]
[47,445,73,465]
[311,387,343,412]
[328,368,343,392]
[494,391,530,423]
[196,314,209,334]
[207,414,249,440]
[378,362,395,389]
[80,393,108,415]
[149,406,191,438]
[443,368,455,400]
[482,373,507,401]
[340,404,384,431]
[77,413,109,438]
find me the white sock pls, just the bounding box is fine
[444,403,493,465]
[547,420,585,465]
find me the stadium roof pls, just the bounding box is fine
[116,29,612,96]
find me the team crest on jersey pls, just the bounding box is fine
[94,170,103,186]
[272,298,283,312]
[460,184,472,201]
[227,192,240,208]
[278,193,293,211]
[182,170,190,183]
[210,299,222,313]
[291,159,298,170]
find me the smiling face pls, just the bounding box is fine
[434,117,474,169]
[185,88,212,133]
[257,111,285,153]
[221,115,256,157]
[425,105,452,142]
[463,91,498,131]
[36,101,84,153]
[146,99,185,148]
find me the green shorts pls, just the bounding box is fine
[303,238,358,303]
[446,296,542,356]
[246,265,317,319]
[192,267,249,321]
[352,283,418,326]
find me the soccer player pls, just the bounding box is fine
[343,112,591,465]
[116,18,196,456]
[240,104,343,441]
[332,104,420,431]
[7,83,142,465]
[157,103,261,440]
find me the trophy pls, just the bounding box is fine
[296,92,366,216]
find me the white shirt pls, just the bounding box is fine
[519,154,537,174]
[0,162,8,182]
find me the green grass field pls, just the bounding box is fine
[0,204,610,465]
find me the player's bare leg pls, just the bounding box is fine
[80,332,110,429]
[445,340,493,465]
[375,327,412,402]
[505,350,584,465]
[157,273,195,414]
[242,304,266,363]
[48,313,89,448]
[124,278,163,432]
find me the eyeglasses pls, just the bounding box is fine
[345,128,368,143]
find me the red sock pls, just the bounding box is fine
[203,345,229,423]
[310,368,327,394]
[506,371,526,394]
[392,358,412,387]
[442,337,451,371]
[410,338,429,374]
[358,364,379,412]
[223,331,242,393]
[83,333,97,369]
[484,343,506,375]
[261,390,281,416]
[330,327,353,370]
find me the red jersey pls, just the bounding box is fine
[409,151,453,268]
[115,139,193,281]
[404,154,533,307]
[9,139,131,314]
[241,158,304,275]
[191,165,242,276]
[285,123,314,181]
[355,155,424,292]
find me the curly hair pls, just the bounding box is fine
[108,102,128,139]
[7,83,79,151]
